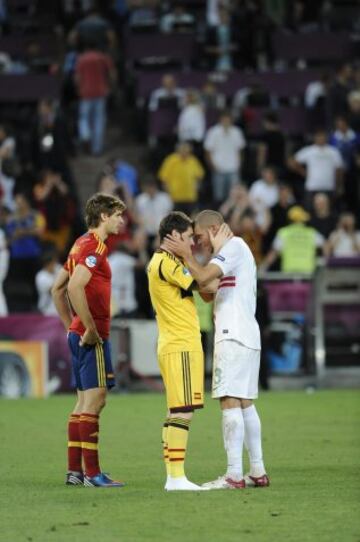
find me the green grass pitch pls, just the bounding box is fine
[1,390,359,542]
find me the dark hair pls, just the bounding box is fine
[85,193,126,228]
[264,111,279,124]
[219,109,232,120]
[159,211,193,241]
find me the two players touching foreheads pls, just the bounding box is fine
[53,192,269,490]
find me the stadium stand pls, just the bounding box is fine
[0,0,359,393]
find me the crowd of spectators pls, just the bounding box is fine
[0,0,360,319]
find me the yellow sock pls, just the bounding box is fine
[162,418,171,476]
[167,417,191,478]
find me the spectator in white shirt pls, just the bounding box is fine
[35,252,62,316]
[135,176,173,240]
[177,89,205,144]
[0,124,17,212]
[288,129,344,207]
[249,166,280,209]
[204,110,246,204]
[305,72,330,109]
[148,74,185,112]
[325,213,360,258]
[109,244,138,317]
[0,227,9,315]
[160,3,195,33]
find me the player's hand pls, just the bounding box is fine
[80,327,102,346]
[209,223,233,253]
[163,235,191,259]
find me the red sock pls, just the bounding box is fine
[79,413,101,478]
[67,414,82,473]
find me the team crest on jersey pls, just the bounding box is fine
[85,255,97,268]
[183,267,190,275]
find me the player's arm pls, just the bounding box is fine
[163,224,233,288]
[183,255,223,288]
[198,278,219,303]
[67,265,101,345]
[51,267,72,330]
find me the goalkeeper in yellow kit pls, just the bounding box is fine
[147,211,212,491]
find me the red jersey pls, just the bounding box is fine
[64,232,111,339]
[76,51,113,99]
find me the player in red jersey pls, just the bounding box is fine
[52,193,126,487]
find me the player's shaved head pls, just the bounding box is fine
[195,210,224,228]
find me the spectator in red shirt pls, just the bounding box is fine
[75,43,116,155]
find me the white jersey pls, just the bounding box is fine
[210,237,261,350]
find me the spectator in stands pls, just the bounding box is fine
[233,209,264,265]
[113,158,139,197]
[309,192,337,239]
[325,212,360,258]
[148,74,185,112]
[329,115,360,213]
[330,116,360,170]
[204,110,246,204]
[177,89,206,148]
[33,170,75,255]
[204,7,239,72]
[135,176,173,251]
[96,168,117,195]
[75,42,116,155]
[206,0,230,27]
[109,243,145,317]
[0,225,9,316]
[288,128,344,208]
[160,2,195,33]
[200,81,226,110]
[0,124,17,212]
[256,111,286,175]
[232,82,270,128]
[305,72,330,130]
[326,63,354,128]
[219,183,252,222]
[35,250,61,315]
[31,99,74,186]
[128,0,159,31]
[224,182,270,236]
[5,192,46,308]
[0,0,8,34]
[348,90,360,133]
[264,182,295,249]
[250,166,280,210]
[158,142,204,215]
[260,205,324,274]
[68,5,116,51]
[0,123,16,166]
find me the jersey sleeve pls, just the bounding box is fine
[160,256,195,290]
[210,240,238,276]
[77,240,106,275]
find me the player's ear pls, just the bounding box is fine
[171,229,181,240]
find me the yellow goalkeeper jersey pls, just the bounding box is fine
[147,250,202,356]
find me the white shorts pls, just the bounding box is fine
[212,340,260,400]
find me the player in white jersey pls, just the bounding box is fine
[163,210,269,489]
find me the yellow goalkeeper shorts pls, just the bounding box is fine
[158,350,204,412]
